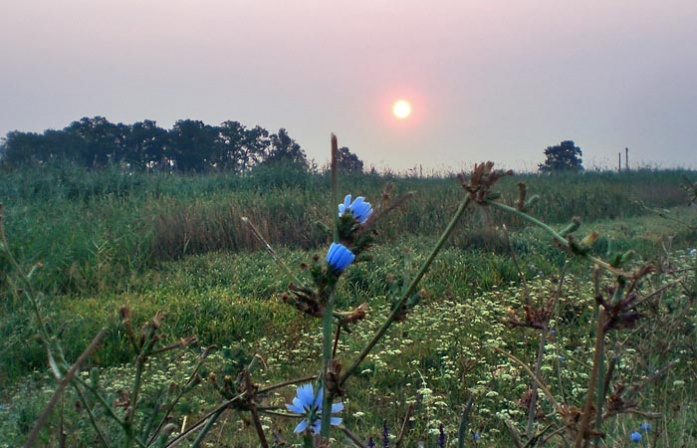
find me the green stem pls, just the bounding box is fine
[148,349,211,446]
[340,195,472,385]
[319,135,340,442]
[492,347,562,413]
[574,310,606,448]
[189,409,225,448]
[75,377,126,427]
[241,217,307,288]
[320,292,335,440]
[457,394,475,448]
[249,405,270,448]
[526,327,547,438]
[23,328,109,448]
[593,353,609,448]
[72,383,110,447]
[486,200,568,246]
[126,325,158,444]
[486,200,632,277]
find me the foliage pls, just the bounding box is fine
[259,127,309,170]
[538,140,584,173]
[0,165,695,298]
[1,163,696,447]
[0,117,307,173]
[335,146,365,174]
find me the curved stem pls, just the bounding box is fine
[340,195,472,385]
[485,200,633,278]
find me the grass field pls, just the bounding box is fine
[0,164,695,447]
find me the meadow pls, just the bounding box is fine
[0,163,695,447]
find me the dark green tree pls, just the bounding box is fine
[125,120,170,170]
[538,140,584,172]
[335,146,364,174]
[1,127,89,167]
[1,131,44,167]
[216,121,270,172]
[64,116,129,167]
[168,119,218,172]
[262,128,308,169]
[240,125,271,170]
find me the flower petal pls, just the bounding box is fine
[296,384,315,408]
[294,420,309,433]
[338,195,352,217]
[330,416,343,426]
[326,243,355,272]
[286,401,304,414]
[331,402,344,413]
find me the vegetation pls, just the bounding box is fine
[0,161,695,447]
[0,117,325,173]
[539,141,584,173]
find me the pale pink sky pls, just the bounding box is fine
[2,0,696,172]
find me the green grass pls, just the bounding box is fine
[1,165,694,295]
[0,165,696,446]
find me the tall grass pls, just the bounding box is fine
[1,163,696,446]
[1,164,694,297]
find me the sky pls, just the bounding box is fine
[2,0,696,173]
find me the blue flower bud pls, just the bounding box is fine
[630,431,642,443]
[326,242,355,272]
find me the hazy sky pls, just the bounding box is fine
[2,0,696,172]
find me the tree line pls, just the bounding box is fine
[0,117,365,173]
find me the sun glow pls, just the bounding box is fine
[392,99,412,120]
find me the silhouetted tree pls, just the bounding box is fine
[216,121,270,172]
[0,118,311,174]
[64,116,129,167]
[169,119,218,172]
[1,131,44,167]
[262,128,308,169]
[538,140,584,172]
[335,146,364,174]
[126,120,170,170]
[240,125,271,170]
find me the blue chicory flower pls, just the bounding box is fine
[339,194,373,224]
[641,422,651,432]
[630,431,642,443]
[326,242,356,272]
[286,384,343,434]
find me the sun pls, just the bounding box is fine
[392,99,412,120]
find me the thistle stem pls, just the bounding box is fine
[23,328,108,448]
[340,196,472,385]
[574,309,606,448]
[485,200,633,278]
